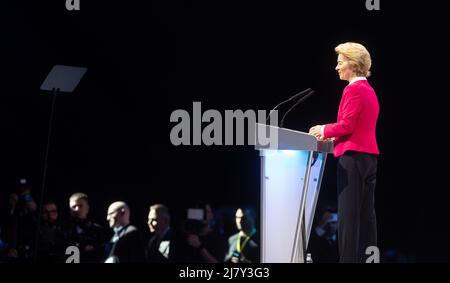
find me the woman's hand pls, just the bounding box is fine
[309,125,324,140]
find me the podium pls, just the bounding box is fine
[255,123,333,263]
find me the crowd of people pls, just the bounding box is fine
[0,180,261,263]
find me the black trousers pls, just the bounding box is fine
[337,151,378,263]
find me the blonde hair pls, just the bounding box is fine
[335,42,372,77]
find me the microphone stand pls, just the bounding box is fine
[266,88,312,124]
[279,90,315,128]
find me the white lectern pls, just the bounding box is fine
[255,123,333,263]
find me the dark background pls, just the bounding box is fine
[0,0,448,261]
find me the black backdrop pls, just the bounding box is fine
[0,0,448,262]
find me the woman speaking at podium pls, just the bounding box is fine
[309,42,379,263]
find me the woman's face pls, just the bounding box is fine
[335,54,355,82]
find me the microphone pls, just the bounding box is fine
[266,88,312,123]
[279,90,315,128]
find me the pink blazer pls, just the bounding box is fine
[323,80,380,157]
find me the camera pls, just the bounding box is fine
[184,208,206,235]
[187,208,205,221]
